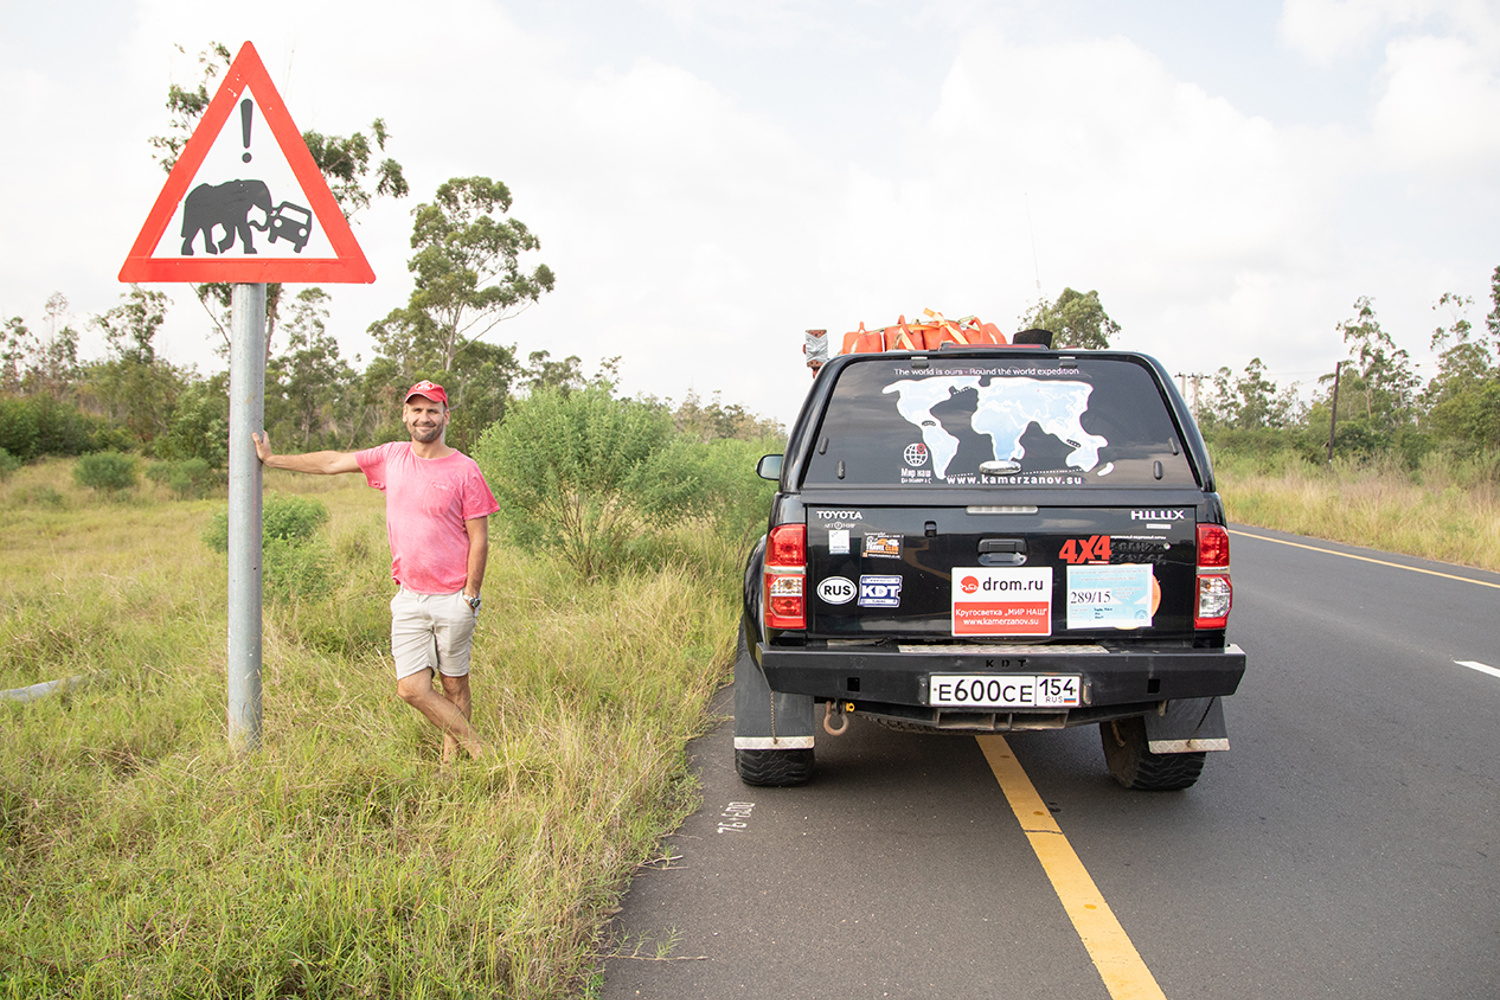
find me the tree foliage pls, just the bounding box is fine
[1017,287,1119,349]
[473,387,710,577]
[377,176,556,373]
[1200,278,1500,470]
[77,288,186,448]
[1200,358,1301,432]
[1420,273,1500,449]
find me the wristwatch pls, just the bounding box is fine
[465,594,482,611]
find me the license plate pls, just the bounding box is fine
[928,674,1082,709]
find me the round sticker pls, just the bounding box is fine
[817,576,857,605]
[903,442,929,467]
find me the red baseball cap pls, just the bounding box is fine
[403,380,448,405]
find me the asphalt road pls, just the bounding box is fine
[601,525,1500,999]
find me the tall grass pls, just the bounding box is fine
[1,460,747,998]
[1212,446,1500,572]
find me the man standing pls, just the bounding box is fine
[252,380,499,762]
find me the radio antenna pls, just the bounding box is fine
[1025,192,1042,302]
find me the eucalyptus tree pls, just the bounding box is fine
[393,176,557,372]
[1423,273,1500,448]
[1335,296,1421,439]
[1016,287,1120,349]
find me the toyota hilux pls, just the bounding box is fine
[736,345,1245,790]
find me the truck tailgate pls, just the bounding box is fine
[806,504,1198,640]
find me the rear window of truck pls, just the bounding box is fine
[804,355,1198,489]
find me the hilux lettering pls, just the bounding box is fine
[1130,509,1187,521]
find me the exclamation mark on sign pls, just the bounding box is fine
[240,99,253,163]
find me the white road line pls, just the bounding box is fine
[1455,660,1500,679]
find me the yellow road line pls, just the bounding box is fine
[976,735,1168,1000]
[1229,529,1500,590]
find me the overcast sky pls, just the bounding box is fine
[2,0,1497,427]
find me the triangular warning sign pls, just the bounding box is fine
[120,41,374,284]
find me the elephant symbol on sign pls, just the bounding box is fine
[179,179,274,255]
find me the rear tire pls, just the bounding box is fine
[1100,717,1205,791]
[735,747,814,787]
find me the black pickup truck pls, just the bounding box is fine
[737,345,1245,790]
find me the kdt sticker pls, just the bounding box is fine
[858,575,902,608]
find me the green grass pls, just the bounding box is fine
[1,460,743,998]
[1213,447,1500,572]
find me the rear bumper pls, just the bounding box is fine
[757,641,1245,721]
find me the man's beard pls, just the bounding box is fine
[408,422,443,443]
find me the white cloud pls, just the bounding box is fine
[1372,33,1500,176]
[2,2,1497,429]
[1278,0,1500,65]
[913,28,1355,377]
[1279,0,1430,65]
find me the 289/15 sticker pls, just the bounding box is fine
[927,674,1081,708]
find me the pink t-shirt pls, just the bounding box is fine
[355,442,500,594]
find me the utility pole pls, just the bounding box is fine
[1326,361,1342,465]
[1176,372,1204,421]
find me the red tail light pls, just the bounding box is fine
[1195,524,1231,628]
[1197,524,1230,567]
[764,524,807,630]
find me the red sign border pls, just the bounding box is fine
[119,41,374,284]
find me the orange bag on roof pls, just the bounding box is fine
[838,309,1010,355]
[840,322,885,355]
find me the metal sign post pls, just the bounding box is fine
[226,283,266,753]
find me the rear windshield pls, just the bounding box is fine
[803,355,1198,489]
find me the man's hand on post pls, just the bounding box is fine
[252,431,272,465]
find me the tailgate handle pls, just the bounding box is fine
[978,538,1027,566]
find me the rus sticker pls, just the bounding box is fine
[863,532,902,558]
[816,576,857,605]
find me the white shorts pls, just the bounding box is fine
[390,589,478,680]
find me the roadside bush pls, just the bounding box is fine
[202,493,333,602]
[33,393,123,457]
[262,536,335,603]
[0,393,127,460]
[0,395,39,459]
[146,457,218,499]
[474,386,712,577]
[153,379,229,467]
[0,447,18,481]
[72,451,138,494]
[22,485,66,510]
[264,493,330,543]
[689,435,782,542]
[202,493,330,552]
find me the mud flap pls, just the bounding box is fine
[1145,696,1229,753]
[734,641,815,751]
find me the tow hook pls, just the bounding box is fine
[823,700,853,736]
